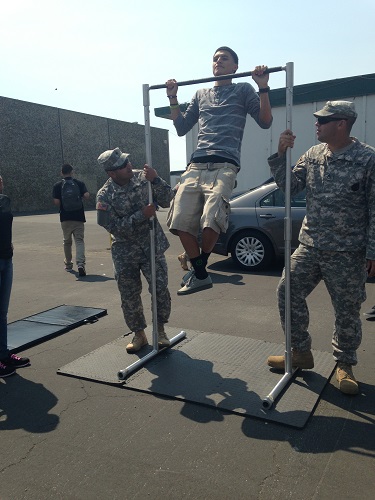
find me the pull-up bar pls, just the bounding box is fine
[149,66,285,90]
[118,63,296,409]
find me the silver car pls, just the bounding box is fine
[213,181,306,271]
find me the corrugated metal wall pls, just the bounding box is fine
[236,94,375,191]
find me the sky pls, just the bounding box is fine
[2,0,375,169]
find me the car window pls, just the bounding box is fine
[291,190,306,208]
[260,188,306,208]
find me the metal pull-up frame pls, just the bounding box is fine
[118,64,295,407]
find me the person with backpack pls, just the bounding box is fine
[52,164,89,276]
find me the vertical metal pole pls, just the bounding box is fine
[143,84,153,167]
[142,84,159,351]
[117,85,187,381]
[284,62,294,374]
[262,62,296,409]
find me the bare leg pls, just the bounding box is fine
[178,231,200,259]
[201,227,220,253]
[178,227,220,259]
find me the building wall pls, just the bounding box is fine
[0,96,170,213]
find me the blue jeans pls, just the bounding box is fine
[0,258,13,360]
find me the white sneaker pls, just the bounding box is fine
[181,268,194,286]
[177,275,213,295]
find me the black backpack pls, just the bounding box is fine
[61,179,83,211]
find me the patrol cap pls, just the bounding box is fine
[97,147,130,171]
[314,100,357,119]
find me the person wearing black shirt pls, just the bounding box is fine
[52,164,89,276]
[0,176,30,377]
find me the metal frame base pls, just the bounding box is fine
[57,328,335,428]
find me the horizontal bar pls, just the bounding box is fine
[149,66,285,90]
[117,330,187,380]
[118,349,159,381]
[262,367,298,410]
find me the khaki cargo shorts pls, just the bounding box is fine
[167,162,238,236]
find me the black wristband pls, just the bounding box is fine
[167,95,177,99]
[258,86,270,94]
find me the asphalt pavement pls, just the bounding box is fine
[0,209,374,499]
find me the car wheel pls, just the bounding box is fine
[230,231,274,271]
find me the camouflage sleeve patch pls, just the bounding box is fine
[97,207,111,228]
[96,201,109,211]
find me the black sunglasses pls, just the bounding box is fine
[119,158,130,169]
[316,116,348,125]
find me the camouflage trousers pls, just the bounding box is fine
[113,253,171,333]
[277,244,367,365]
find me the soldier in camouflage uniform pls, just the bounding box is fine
[266,101,375,395]
[96,148,175,353]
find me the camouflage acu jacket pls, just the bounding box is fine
[268,138,375,258]
[96,171,175,260]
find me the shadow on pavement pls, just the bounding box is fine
[65,271,115,283]
[208,257,284,277]
[0,373,59,433]
[241,381,375,456]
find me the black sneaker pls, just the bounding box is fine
[3,354,30,368]
[0,361,16,377]
[78,266,86,277]
[364,305,375,319]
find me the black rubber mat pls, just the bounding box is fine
[8,305,107,352]
[57,328,335,428]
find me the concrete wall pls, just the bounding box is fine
[0,96,170,213]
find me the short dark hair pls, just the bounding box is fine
[61,163,73,175]
[214,46,238,65]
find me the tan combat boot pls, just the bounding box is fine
[158,324,171,348]
[267,350,314,370]
[126,330,148,353]
[336,363,359,395]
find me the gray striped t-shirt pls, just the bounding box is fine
[174,82,271,168]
